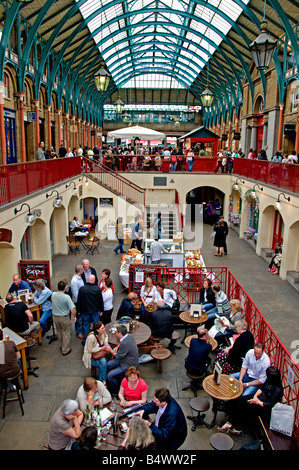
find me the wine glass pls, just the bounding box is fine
[110,401,117,413]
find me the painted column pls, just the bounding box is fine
[47,104,52,149]
[77,119,81,148]
[82,120,86,147]
[0,82,7,164]
[18,93,26,162]
[65,113,69,150]
[222,122,226,149]
[234,118,239,151]
[295,106,299,154]
[277,103,284,153]
[57,110,61,149]
[34,99,40,149]
[227,120,232,150]
[72,115,76,150]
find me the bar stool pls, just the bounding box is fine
[210,433,234,450]
[182,372,205,397]
[168,331,181,355]
[187,397,210,431]
[150,347,171,373]
[24,338,39,378]
[1,372,25,419]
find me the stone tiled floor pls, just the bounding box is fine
[0,223,298,451]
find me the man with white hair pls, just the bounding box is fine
[148,299,174,340]
[81,259,98,285]
[77,274,103,344]
[48,399,83,450]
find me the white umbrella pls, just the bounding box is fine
[108,125,165,141]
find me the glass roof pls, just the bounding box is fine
[77,0,250,89]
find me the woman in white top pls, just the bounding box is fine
[76,377,111,412]
[140,277,157,323]
[154,281,177,309]
[101,277,113,325]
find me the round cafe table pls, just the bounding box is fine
[179,310,208,342]
[202,374,243,428]
[105,321,151,347]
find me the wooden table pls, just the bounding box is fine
[184,334,218,351]
[2,327,29,389]
[179,310,208,342]
[202,374,243,428]
[105,321,151,348]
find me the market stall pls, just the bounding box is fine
[144,238,184,267]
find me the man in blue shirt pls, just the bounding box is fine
[32,279,52,334]
[8,274,32,295]
[71,265,84,339]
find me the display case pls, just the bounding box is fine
[144,239,185,267]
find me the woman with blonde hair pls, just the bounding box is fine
[118,415,156,451]
[76,376,111,412]
[118,366,148,407]
[140,277,156,322]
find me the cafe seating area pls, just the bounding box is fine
[1,225,299,451]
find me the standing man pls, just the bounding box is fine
[35,141,45,161]
[59,141,67,158]
[136,387,187,451]
[76,274,103,344]
[130,215,142,252]
[106,325,139,397]
[52,280,76,356]
[150,238,167,264]
[214,215,229,255]
[70,265,84,339]
[81,259,98,285]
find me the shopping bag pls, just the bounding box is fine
[269,402,295,437]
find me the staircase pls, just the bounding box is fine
[286,271,299,293]
[82,157,145,207]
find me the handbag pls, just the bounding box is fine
[172,298,180,312]
[269,402,295,436]
[92,349,110,360]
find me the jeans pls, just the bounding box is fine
[202,302,215,312]
[114,238,125,253]
[91,356,108,382]
[39,309,53,332]
[75,305,83,335]
[188,160,193,171]
[82,311,100,344]
[232,371,259,397]
[170,162,177,171]
[107,359,127,396]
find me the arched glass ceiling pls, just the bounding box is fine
[77,0,251,89]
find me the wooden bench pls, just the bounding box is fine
[257,415,299,450]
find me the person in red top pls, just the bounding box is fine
[118,366,148,407]
[98,268,114,293]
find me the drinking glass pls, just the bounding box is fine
[101,426,108,441]
[229,375,234,387]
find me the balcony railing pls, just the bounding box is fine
[1,155,298,206]
[128,264,299,441]
[0,157,81,205]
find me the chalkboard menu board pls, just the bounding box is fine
[18,260,51,290]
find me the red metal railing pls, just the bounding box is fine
[128,264,299,441]
[233,159,299,193]
[0,157,81,204]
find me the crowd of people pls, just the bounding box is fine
[0,254,285,451]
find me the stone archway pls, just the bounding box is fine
[0,243,15,294]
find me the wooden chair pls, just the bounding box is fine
[66,235,80,254]
[85,236,100,255]
[1,372,25,419]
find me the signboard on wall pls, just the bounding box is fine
[0,228,12,243]
[18,260,51,290]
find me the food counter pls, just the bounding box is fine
[143,239,185,267]
[119,249,144,288]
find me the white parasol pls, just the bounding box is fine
[108,125,165,141]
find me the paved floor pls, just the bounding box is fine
[0,223,298,452]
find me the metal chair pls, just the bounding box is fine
[85,236,100,255]
[66,235,80,254]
